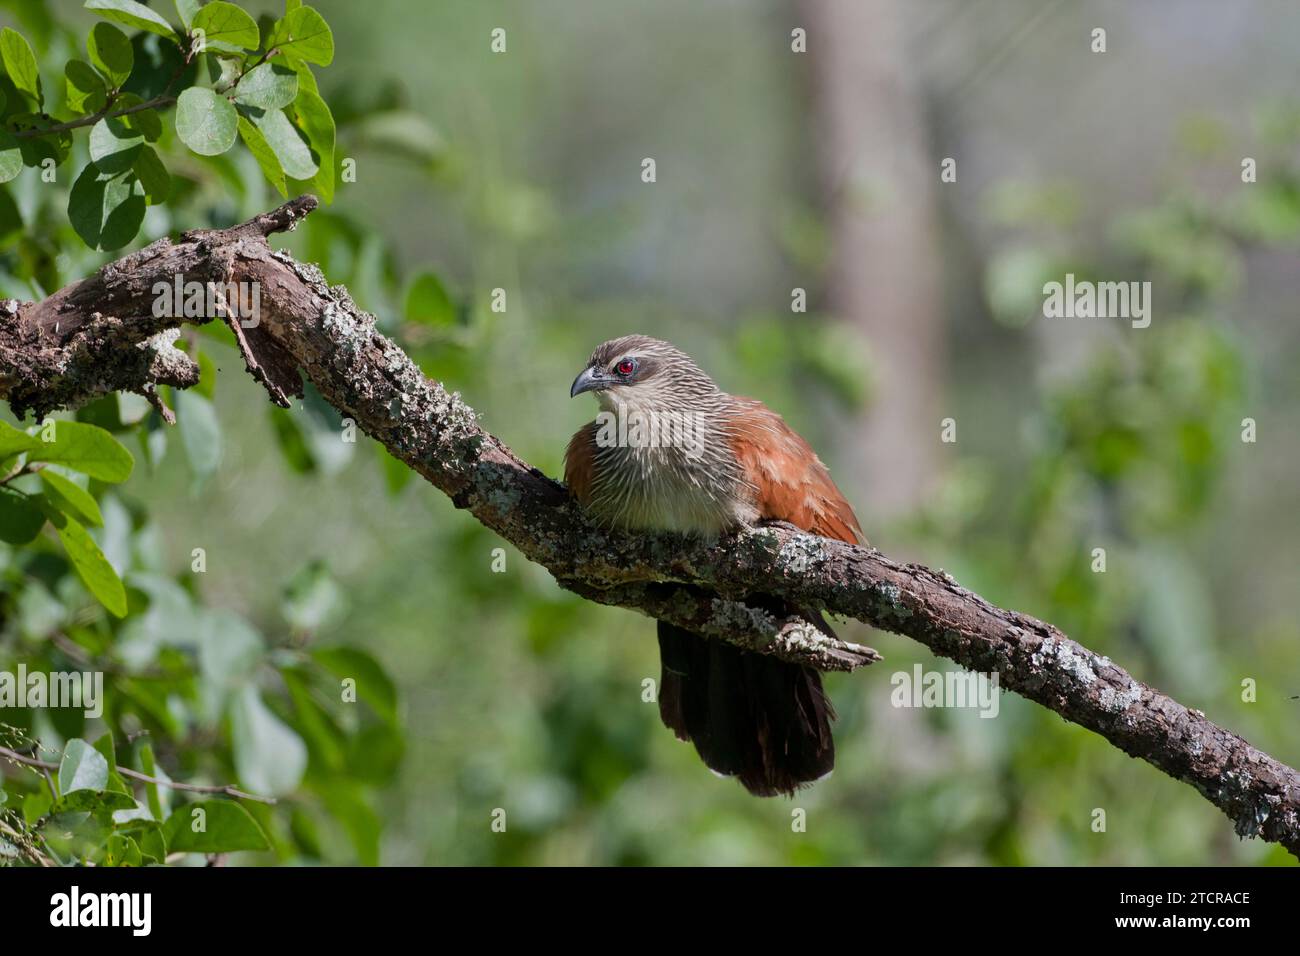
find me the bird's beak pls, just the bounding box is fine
[570,366,606,398]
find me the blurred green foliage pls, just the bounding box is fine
[1,0,1297,866]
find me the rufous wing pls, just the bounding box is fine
[726,397,865,546]
[563,421,597,505]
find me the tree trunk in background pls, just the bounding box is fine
[799,0,946,521]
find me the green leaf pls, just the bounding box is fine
[59,738,110,795]
[191,1,260,52]
[8,117,63,171]
[174,0,206,30]
[268,5,333,65]
[345,722,403,783]
[89,114,144,174]
[0,420,40,458]
[53,514,127,617]
[237,114,285,196]
[93,732,117,770]
[268,406,314,472]
[0,130,20,185]
[65,59,108,113]
[230,685,307,796]
[27,420,134,482]
[321,785,380,866]
[133,145,170,204]
[105,833,142,866]
[175,86,238,155]
[23,792,51,824]
[138,743,163,822]
[0,185,19,238]
[68,164,146,251]
[253,106,315,179]
[51,789,137,813]
[234,62,297,110]
[85,0,179,39]
[196,349,218,398]
[176,391,222,483]
[87,22,133,88]
[404,271,456,327]
[290,86,333,201]
[291,57,317,93]
[313,646,398,725]
[39,470,103,527]
[115,93,163,141]
[134,824,167,862]
[0,28,41,107]
[282,670,345,772]
[0,492,45,544]
[164,800,270,853]
[205,52,241,89]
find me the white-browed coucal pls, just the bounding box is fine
[565,334,865,796]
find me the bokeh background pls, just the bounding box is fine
[2,0,1298,865]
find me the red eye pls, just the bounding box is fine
[615,358,637,376]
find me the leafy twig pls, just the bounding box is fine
[11,95,178,140]
[0,744,276,804]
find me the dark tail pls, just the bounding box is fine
[656,621,835,797]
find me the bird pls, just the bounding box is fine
[564,334,865,796]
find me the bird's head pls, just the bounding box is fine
[569,335,719,413]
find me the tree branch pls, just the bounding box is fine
[10,95,178,139]
[1,197,1295,856]
[0,745,275,804]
